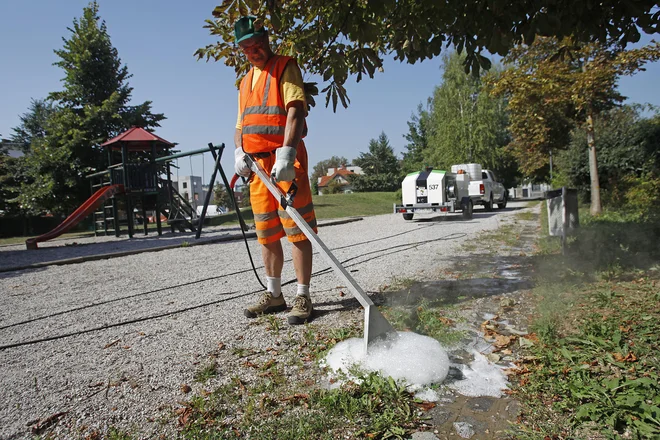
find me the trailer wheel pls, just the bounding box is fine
[484,194,494,212]
[497,194,508,209]
[402,213,414,221]
[462,200,473,220]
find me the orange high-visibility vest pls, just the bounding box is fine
[239,55,306,153]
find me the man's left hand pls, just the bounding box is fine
[271,146,297,182]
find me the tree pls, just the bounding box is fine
[423,52,510,176]
[350,132,401,192]
[493,37,660,214]
[197,0,659,110]
[240,184,251,208]
[18,2,166,215]
[310,155,349,188]
[10,99,55,153]
[353,132,399,176]
[401,102,432,174]
[213,183,232,209]
[557,105,660,196]
[0,155,26,215]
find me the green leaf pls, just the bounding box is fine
[212,0,236,17]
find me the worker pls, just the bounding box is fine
[233,16,316,325]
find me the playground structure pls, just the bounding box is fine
[25,127,237,249]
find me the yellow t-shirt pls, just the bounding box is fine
[235,60,306,129]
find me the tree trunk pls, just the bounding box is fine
[585,106,602,215]
[580,61,602,216]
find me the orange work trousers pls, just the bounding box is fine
[248,141,317,245]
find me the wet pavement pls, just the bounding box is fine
[391,212,540,439]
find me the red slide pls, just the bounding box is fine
[25,184,124,250]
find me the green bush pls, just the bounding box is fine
[608,174,660,222]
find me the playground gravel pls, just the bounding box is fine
[0,202,533,439]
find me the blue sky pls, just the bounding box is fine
[1,1,659,180]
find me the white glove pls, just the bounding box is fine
[234,148,251,177]
[271,146,297,182]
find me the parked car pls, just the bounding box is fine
[468,169,507,211]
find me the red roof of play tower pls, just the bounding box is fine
[101,127,174,151]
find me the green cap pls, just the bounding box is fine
[234,16,265,44]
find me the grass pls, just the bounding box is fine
[514,210,536,222]
[381,299,467,347]
[193,360,218,383]
[177,323,424,440]
[207,191,398,227]
[0,229,94,246]
[312,191,398,219]
[179,368,421,440]
[510,202,660,439]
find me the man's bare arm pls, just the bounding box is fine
[234,128,242,150]
[283,101,305,149]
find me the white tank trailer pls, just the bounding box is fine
[394,167,474,220]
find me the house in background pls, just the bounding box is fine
[173,175,211,209]
[317,165,363,195]
[509,182,552,199]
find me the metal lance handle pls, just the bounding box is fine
[245,154,397,353]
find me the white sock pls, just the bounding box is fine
[267,276,281,297]
[297,284,310,298]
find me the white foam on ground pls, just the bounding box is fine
[323,332,450,387]
[414,388,440,402]
[447,350,509,397]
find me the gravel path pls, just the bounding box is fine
[0,202,532,439]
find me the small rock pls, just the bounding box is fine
[486,353,501,363]
[499,298,515,308]
[410,432,439,440]
[453,422,475,439]
[180,384,191,394]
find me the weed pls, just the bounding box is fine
[512,275,660,438]
[382,301,465,347]
[193,360,218,383]
[515,211,536,222]
[414,300,466,346]
[180,241,190,247]
[327,327,359,342]
[387,276,417,291]
[107,427,133,440]
[264,314,280,334]
[231,347,250,358]
[515,202,660,438]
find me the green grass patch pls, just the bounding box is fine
[0,230,95,246]
[313,191,398,219]
[479,223,520,248]
[107,427,134,440]
[514,210,536,222]
[206,192,397,228]
[513,202,660,438]
[382,299,466,347]
[511,275,660,439]
[193,360,218,383]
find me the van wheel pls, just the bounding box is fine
[484,194,493,212]
[462,200,473,220]
[403,213,414,221]
[498,194,508,209]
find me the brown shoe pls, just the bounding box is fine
[244,292,287,318]
[287,295,313,325]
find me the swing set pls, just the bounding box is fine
[26,127,240,249]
